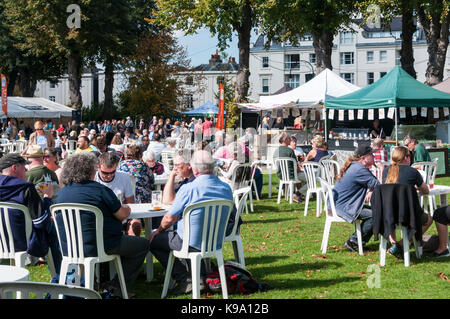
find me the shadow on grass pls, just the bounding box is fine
[243,217,298,224]
[244,255,290,265]
[252,261,343,276]
[269,276,361,291]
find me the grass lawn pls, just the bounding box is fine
[23,174,450,299]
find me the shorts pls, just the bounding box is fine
[420,212,429,226]
[433,206,450,225]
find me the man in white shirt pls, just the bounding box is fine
[94,152,141,236]
[147,133,165,161]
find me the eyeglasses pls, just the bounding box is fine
[35,128,44,131]
[100,170,116,176]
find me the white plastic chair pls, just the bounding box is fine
[224,188,249,268]
[412,161,438,215]
[274,157,303,204]
[0,202,55,277]
[160,151,175,171]
[303,162,325,217]
[320,159,341,185]
[249,162,260,201]
[66,140,77,151]
[0,281,102,299]
[50,203,128,299]
[379,226,422,267]
[318,178,364,255]
[161,199,234,299]
[230,163,253,213]
[374,161,390,182]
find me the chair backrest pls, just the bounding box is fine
[230,163,252,191]
[0,202,32,260]
[50,203,108,262]
[0,138,10,144]
[320,159,341,185]
[274,157,299,182]
[411,161,437,184]
[302,162,323,190]
[180,199,233,256]
[15,140,28,152]
[129,175,136,200]
[317,177,339,219]
[0,281,102,299]
[66,140,77,151]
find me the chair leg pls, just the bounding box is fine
[304,190,311,216]
[413,236,422,259]
[321,220,331,254]
[46,250,56,279]
[59,260,69,285]
[316,191,322,217]
[253,181,260,201]
[249,187,254,212]
[379,236,387,266]
[401,227,410,267]
[277,183,283,204]
[355,220,363,256]
[84,261,96,291]
[232,237,245,268]
[113,256,128,299]
[190,255,202,299]
[161,252,174,299]
[289,183,294,204]
[216,253,228,299]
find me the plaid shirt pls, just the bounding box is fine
[373,148,388,163]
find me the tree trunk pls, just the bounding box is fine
[418,5,450,85]
[18,68,36,97]
[312,31,334,74]
[234,0,252,104]
[67,50,83,109]
[7,69,18,96]
[400,0,416,78]
[103,55,114,120]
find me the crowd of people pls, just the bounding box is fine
[0,114,448,300]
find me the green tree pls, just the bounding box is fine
[417,0,450,85]
[119,30,189,119]
[258,0,358,74]
[151,0,260,104]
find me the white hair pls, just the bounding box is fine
[142,150,156,162]
[190,150,215,174]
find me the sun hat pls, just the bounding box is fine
[24,145,45,158]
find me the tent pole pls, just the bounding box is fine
[395,107,398,145]
[260,110,263,160]
[324,105,328,142]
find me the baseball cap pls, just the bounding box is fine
[355,144,373,157]
[0,153,31,171]
[24,145,45,158]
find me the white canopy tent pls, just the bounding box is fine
[1,97,74,119]
[239,68,360,111]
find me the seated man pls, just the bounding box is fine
[149,150,234,296]
[407,136,431,164]
[94,152,141,237]
[24,145,59,193]
[370,138,388,177]
[332,145,380,252]
[147,133,165,161]
[75,135,94,153]
[0,153,62,275]
[57,153,149,298]
[162,153,195,205]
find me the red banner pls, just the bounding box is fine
[216,82,225,130]
[1,74,7,116]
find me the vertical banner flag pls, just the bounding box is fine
[399,107,406,118]
[216,82,225,130]
[379,108,385,119]
[1,74,6,116]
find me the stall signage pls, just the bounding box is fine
[411,107,417,116]
[399,107,406,118]
[368,109,374,120]
[421,107,427,117]
[387,107,395,119]
[379,108,385,119]
[444,107,449,117]
[328,109,334,119]
[433,108,439,119]
[357,109,364,119]
[348,110,354,120]
[338,110,344,121]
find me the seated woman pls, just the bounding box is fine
[142,150,165,176]
[118,145,154,204]
[218,142,250,190]
[305,135,329,162]
[382,146,432,258]
[109,134,126,159]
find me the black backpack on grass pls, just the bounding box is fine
[205,261,271,295]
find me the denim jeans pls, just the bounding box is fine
[349,208,373,245]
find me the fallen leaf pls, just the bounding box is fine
[438,272,450,282]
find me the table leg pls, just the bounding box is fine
[440,194,447,208]
[143,217,154,281]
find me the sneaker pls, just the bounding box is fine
[388,244,404,259]
[169,277,205,296]
[344,239,366,253]
[429,249,450,258]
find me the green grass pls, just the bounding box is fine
[23,174,450,299]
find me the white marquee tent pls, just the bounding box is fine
[1,97,74,119]
[239,68,361,111]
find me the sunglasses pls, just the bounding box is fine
[100,170,116,176]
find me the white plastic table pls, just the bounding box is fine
[129,203,169,281]
[424,184,450,207]
[0,265,30,299]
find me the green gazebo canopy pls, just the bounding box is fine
[325,66,450,109]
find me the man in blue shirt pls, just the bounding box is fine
[331,145,379,252]
[149,150,234,296]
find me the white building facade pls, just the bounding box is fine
[248,17,450,102]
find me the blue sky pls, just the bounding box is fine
[174,28,258,67]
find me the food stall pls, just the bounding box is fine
[325,66,450,171]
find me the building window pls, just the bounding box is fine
[367,72,375,85]
[300,34,312,41]
[380,50,387,62]
[367,51,374,63]
[262,78,269,93]
[185,94,193,108]
[340,73,354,84]
[284,74,300,89]
[395,51,401,65]
[340,52,354,65]
[49,96,56,102]
[309,53,316,64]
[380,72,387,78]
[339,32,354,44]
[285,54,300,70]
[185,76,194,85]
[262,56,269,68]
[49,82,57,89]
